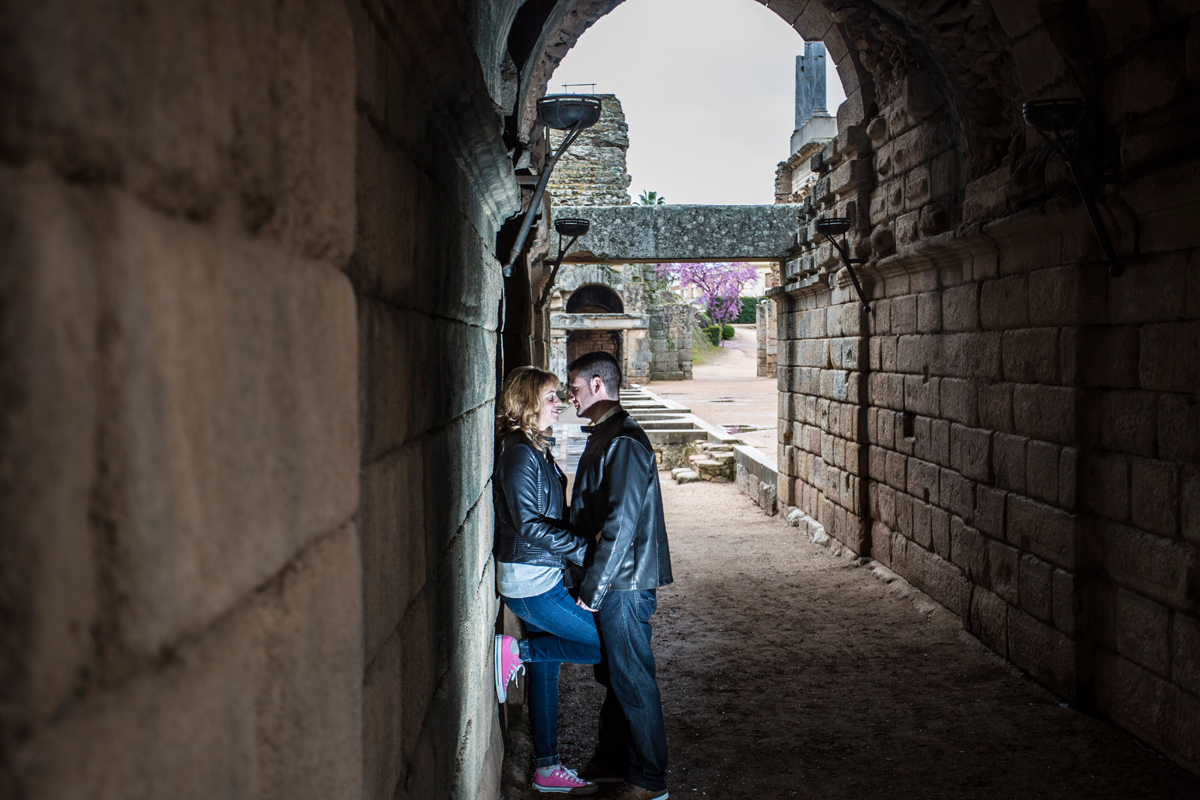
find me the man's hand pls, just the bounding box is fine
[576,598,598,612]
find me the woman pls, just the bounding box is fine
[493,366,602,796]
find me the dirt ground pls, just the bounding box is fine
[508,480,1200,799]
[504,330,1199,798]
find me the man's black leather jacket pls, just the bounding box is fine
[493,432,587,568]
[569,409,673,610]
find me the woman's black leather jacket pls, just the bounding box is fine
[493,432,588,567]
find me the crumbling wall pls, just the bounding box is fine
[547,94,632,207]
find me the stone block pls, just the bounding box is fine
[98,194,360,658]
[952,517,988,584]
[354,121,501,326]
[930,150,961,200]
[1052,568,1078,637]
[1077,325,1140,388]
[1109,252,1189,324]
[1131,458,1179,537]
[993,433,1027,493]
[975,486,1007,540]
[361,443,427,663]
[830,157,875,198]
[1025,440,1061,506]
[980,275,1029,330]
[1090,390,1157,457]
[1159,394,1200,463]
[989,540,1020,604]
[1008,494,1078,569]
[978,382,1014,432]
[1105,42,1186,123]
[1060,447,1080,510]
[1174,612,1200,696]
[0,164,101,726]
[891,295,917,334]
[1140,322,1200,393]
[15,525,362,800]
[1019,554,1053,623]
[904,164,932,211]
[907,458,940,507]
[904,375,940,416]
[942,284,979,332]
[950,424,992,484]
[969,588,1009,657]
[1008,607,1076,699]
[931,506,951,559]
[1083,452,1131,522]
[1102,523,1198,611]
[1029,265,1105,327]
[1116,588,1171,676]
[940,467,976,522]
[942,332,1003,380]
[1185,468,1200,545]
[0,0,357,264]
[916,291,941,333]
[1001,328,1059,384]
[1013,385,1077,445]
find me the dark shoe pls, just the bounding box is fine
[607,782,668,800]
[575,762,624,784]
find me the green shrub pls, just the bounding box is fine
[722,324,735,340]
[734,297,760,324]
[700,325,722,346]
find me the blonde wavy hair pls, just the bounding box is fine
[497,366,560,450]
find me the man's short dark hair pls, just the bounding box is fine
[568,351,622,397]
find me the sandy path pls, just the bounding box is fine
[505,479,1200,799]
[643,324,778,461]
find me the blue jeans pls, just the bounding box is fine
[593,589,669,791]
[504,581,602,767]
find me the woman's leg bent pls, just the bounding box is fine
[513,583,601,665]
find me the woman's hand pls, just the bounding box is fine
[576,598,598,612]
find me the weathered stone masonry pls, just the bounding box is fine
[1,1,1199,798]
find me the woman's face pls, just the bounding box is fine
[536,386,560,432]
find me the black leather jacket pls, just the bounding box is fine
[569,409,673,610]
[493,432,587,568]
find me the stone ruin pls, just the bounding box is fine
[3,1,1200,797]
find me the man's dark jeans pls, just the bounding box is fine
[593,588,669,791]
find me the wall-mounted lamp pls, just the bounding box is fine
[502,95,602,277]
[535,218,590,312]
[1022,98,1124,277]
[815,216,871,312]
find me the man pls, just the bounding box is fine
[566,351,672,800]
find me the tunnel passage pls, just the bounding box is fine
[1,1,1199,799]
[565,282,624,314]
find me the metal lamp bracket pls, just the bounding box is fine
[815,217,872,312]
[1022,98,1124,277]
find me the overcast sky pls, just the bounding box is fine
[549,0,848,205]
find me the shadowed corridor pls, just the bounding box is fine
[506,478,1200,799]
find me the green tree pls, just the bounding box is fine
[638,190,666,205]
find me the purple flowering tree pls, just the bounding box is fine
[655,262,760,326]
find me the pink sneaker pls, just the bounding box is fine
[533,764,598,795]
[494,634,524,703]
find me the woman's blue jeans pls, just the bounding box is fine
[504,581,602,767]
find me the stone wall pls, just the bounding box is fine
[0,0,519,797]
[547,94,632,207]
[765,1,1200,775]
[649,304,696,381]
[757,300,778,377]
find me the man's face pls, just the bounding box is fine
[567,370,604,416]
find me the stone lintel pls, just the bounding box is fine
[550,312,649,331]
[554,204,801,264]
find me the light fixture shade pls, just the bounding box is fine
[554,217,590,236]
[1022,98,1086,132]
[815,216,851,236]
[538,95,602,131]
